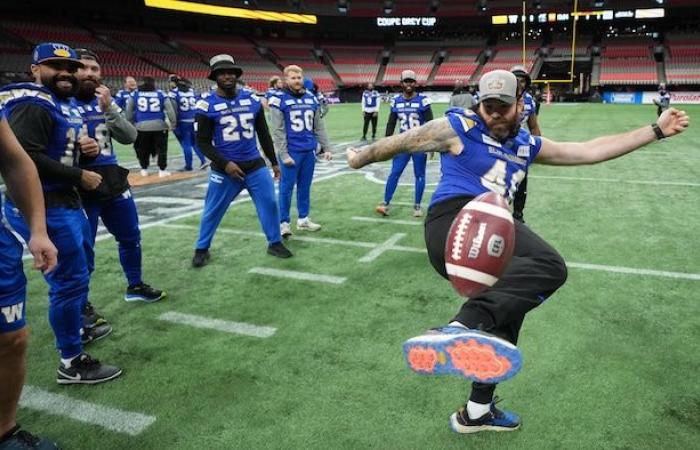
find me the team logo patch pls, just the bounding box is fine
[517,145,530,157]
[487,78,504,91]
[52,44,72,57]
[213,103,227,111]
[239,99,251,106]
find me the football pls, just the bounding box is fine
[444,192,516,298]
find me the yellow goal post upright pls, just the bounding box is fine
[521,0,580,103]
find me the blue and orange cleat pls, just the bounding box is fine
[449,397,521,434]
[402,326,522,384]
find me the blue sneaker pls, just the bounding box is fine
[449,398,521,433]
[124,283,165,303]
[403,326,522,384]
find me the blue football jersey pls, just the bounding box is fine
[194,89,262,162]
[268,90,320,153]
[132,89,168,123]
[519,92,536,127]
[0,83,83,193]
[75,98,119,167]
[264,88,282,100]
[362,90,380,111]
[390,93,431,133]
[169,88,198,123]
[114,89,133,110]
[430,107,542,207]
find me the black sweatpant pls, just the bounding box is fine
[135,130,168,170]
[512,174,528,221]
[362,112,378,138]
[425,195,568,403]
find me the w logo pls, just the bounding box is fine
[1,303,24,324]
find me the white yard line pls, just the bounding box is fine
[358,233,407,262]
[566,262,700,280]
[158,311,276,337]
[249,267,346,284]
[19,386,156,436]
[351,216,422,226]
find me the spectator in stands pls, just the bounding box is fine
[375,69,433,218]
[510,65,542,223]
[361,83,380,141]
[126,76,176,177]
[0,95,59,450]
[115,76,137,110]
[449,80,475,109]
[654,84,671,117]
[169,78,207,171]
[269,65,332,237]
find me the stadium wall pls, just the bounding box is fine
[603,91,700,104]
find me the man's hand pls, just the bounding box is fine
[346,147,363,169]
[322,150,332,161]
[657,108,690,138]
[80,170,103,191]
[27,234,58,274]
[78,135,100,158]
[282,155,295,167]
[96,85,113,111]
[224,161,245,180]
[272,164,280,181]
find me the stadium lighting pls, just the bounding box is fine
[338,0,349,14]
[477,0,487,12]
[429,0,439,14]
[531,0,542,9]
[143,0,317,23]
[593,0,605,7]
[383,1,394,15]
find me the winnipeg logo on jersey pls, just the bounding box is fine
[1,303,24,324]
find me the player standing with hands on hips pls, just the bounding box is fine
[346,69,689,434]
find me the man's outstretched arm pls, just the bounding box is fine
[347,117,461,169]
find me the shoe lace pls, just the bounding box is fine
[76,354,101,369]
[490,396,506,419]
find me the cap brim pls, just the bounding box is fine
[208,64,243,80]
[479,94,516,105]
[401,78,416,83]
[37,57,84,69]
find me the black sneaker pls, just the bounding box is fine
[267,242,293,258]
[0,425,60,449]
[56,353,122,385]
[513,211,525,223]
[82,301,107,328]
[125,282,165,303]
[80,324,112,345]
[449,397,521,434]
[192,249,211,268]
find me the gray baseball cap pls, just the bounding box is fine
[479,70,518,104]
[400,70,417,81]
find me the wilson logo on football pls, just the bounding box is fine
[487,234,505,258]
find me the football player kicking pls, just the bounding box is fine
[0,102,59,449]
[376,69,433,218]
[268,65,332,238]
[1,43,122,385]
[191,55,291,267]
[74,48,166,311]
[347,70,689,434]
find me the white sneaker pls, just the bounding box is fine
[280,221,292,238]
[413,204,423,217]
[140,169,148,177]
[297,218,321,231]
[158,170,171,178]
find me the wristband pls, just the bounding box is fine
[651,123,665,140]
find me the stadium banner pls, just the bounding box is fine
[605,91,700,105]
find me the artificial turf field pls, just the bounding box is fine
[16,102,700,449]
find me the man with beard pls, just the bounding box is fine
[74,48,166,308]
[114,76,136,110]
[0,102,59,449]
[269,66,332,238]
[375,69,433,218]
[509,66,541,223]
[346,70,689,434]
[191,55,291,267]
[0,43,122,385]
[168,77,207,171]
[126,76,176,178]
[449,80,475,109]
[361,82,380,141]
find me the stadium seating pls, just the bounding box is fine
[432,46,482,86]
[383,43,438,84]
[325,43,382,86]
[258,38,336,92]
[665,33,700,85]
[599,36,656,85]
[480,43,537,76]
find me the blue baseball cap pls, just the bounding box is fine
[32,42,84,68]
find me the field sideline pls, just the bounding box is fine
[15,103,700,449]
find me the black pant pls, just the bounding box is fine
[425,195,568,403]
[512,174,528,221]
[135,130,168,170]
[362,112,378,138]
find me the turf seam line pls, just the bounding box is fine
[248,267,347,284]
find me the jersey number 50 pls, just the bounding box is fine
[289,109,314,132]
